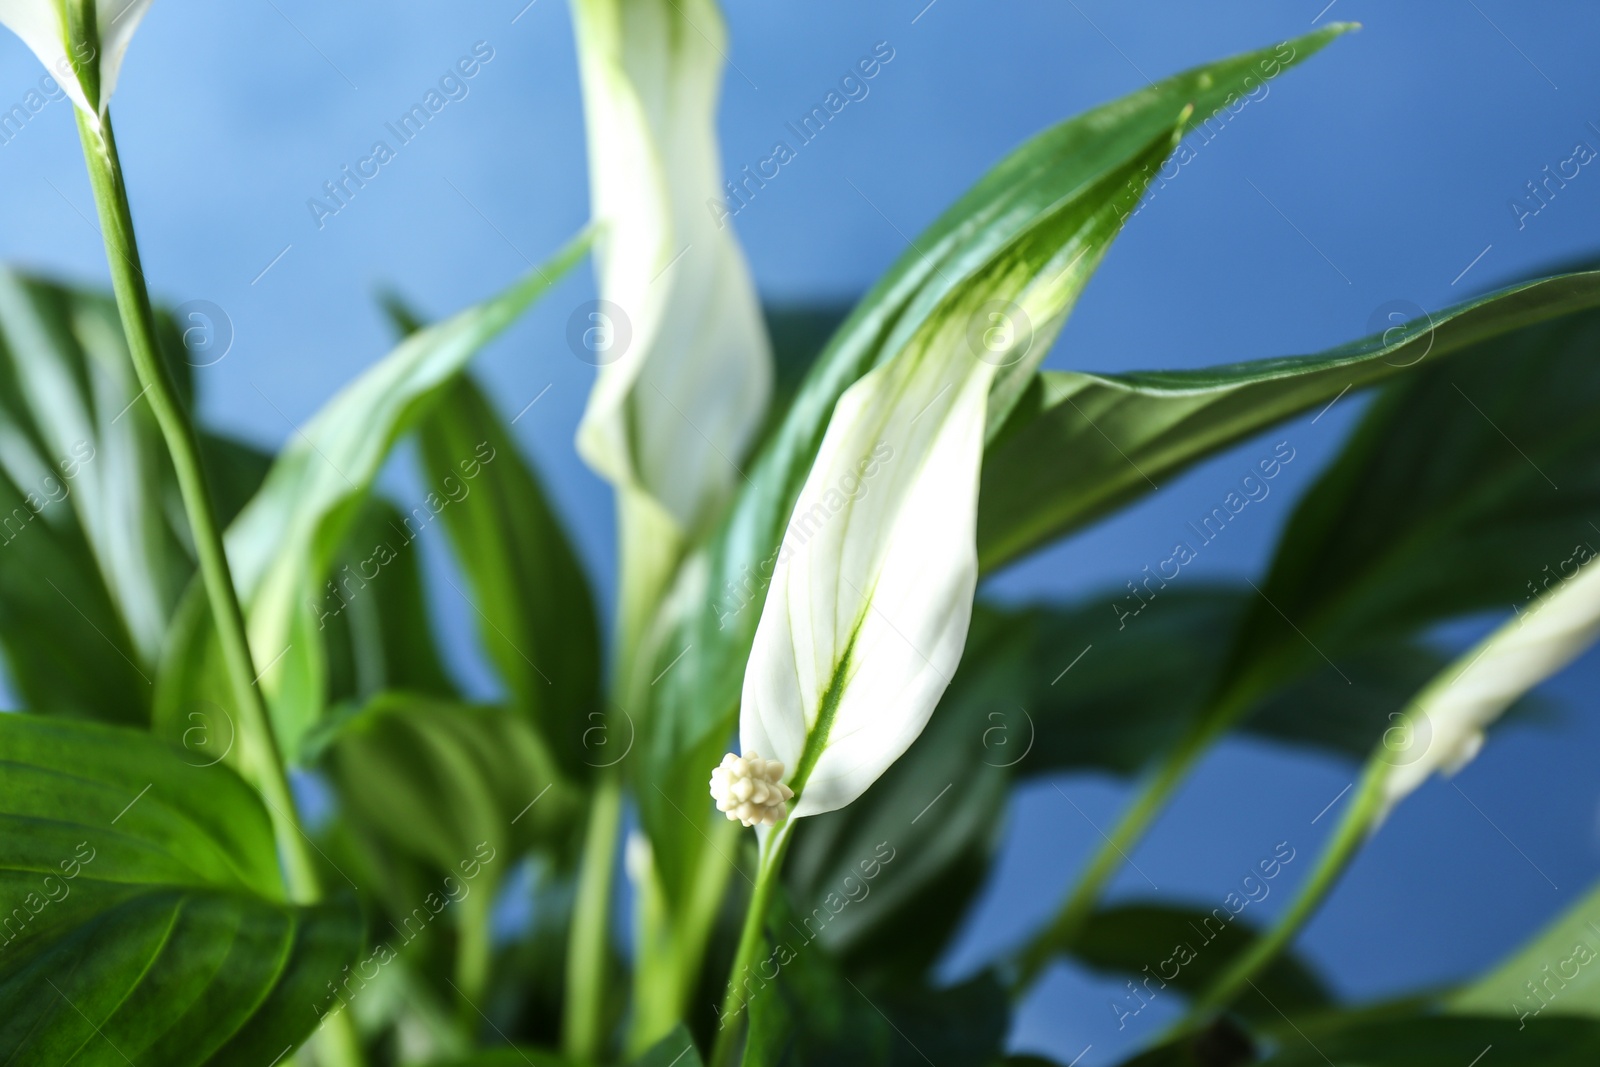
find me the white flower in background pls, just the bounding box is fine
[709,752,793,827]
[1379,556,1600,818]
[569,0,771,539]
[0,0,153,122]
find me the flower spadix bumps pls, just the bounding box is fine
[1378,556,1600,819]
[569,0,771,539]
[709,752,793,827]
[0,0,153,122]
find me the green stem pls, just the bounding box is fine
[628,815,739,1057]
[1178,763,1388,1025]
[564,767,624,1061]
[455,875,495,1030]
[73,105,362,1066]
[1009,723,1212,991]
[710,822,794,1067]
[75,111,320,900]
[1011,678,1267,994]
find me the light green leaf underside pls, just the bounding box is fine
[1453,879,1600,1019]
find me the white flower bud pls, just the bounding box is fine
[709,751,793,828]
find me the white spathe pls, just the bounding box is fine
[738,307,998,822]
[569,0,771,537]
[0,0,153,121]
[1380,557,1600,817]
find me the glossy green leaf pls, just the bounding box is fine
[0,714,360,1064]
[1218,278,1600,710]
[640,25,1355,902]
[978,268,1600,573]
[152,490,462,781]
[316,690,580,1018]
[158,232,589,760]
[416,375,602,776]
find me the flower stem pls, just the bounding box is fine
[74,110,361,1065]
[1011,678,1266,993]
[1010,731,1205,991]
[75,109,320,898]
[628,815,739,1057]
[564,766,624,1061]
[1179,762,1388,1025]
[710,822,794,1067]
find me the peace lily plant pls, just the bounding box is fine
[0,4,1599,1067]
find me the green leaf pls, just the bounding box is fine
[158,232,589,760]
[785,590,1453,980]
[197,431,274,531]
[751,303,856,455]
[740,890,889,1066]
[1069,903,1329,1026]
[633,1024,705,1067]
[416,375,602,776]
[0,714,361,1064]
[1451,879,1600,1020]
[319,691,579,874]
[783,606,1020,976]
[319,496,457,704]
[741,893,1007,1067]
[978,268,1600,572]
[641,25,1355,903]
[868,974,1010,1067]
[1244,644,1453,762]
[1220,276,1600,707]
[1256,1015,1600,1066]
[0,269,196,720]
[1012,590,1455,773]
[424,1050,579,1067]
[1107,1018,1260,1067]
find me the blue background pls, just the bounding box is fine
[2,1,1598,1061]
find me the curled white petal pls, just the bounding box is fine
[570,0,771,535]
[1380,557,1600,817]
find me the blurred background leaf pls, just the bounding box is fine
[416,374,602,779]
